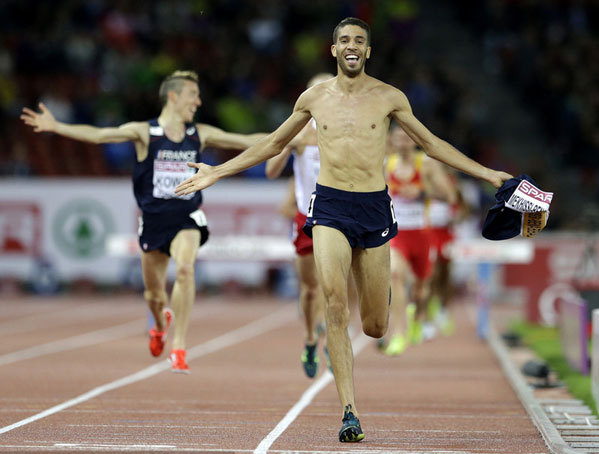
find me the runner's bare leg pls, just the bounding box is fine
[313,226,355,414]
[169,229,200,350]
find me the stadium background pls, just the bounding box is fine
[1,1,599,452]
[0,0,598,308]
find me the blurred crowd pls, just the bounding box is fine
[0,0,502,174]
[0,0,595,230]
[456,0,599,228]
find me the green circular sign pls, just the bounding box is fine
[53,199,115,259]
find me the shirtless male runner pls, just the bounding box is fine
[175,18,512,442]
[21,70,265,374]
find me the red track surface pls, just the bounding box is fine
[0,294,548,453]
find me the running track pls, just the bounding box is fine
[0,294,548,453]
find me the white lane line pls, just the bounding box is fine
[587,416,594,426]
[0,303,136,335]
[0,319,143,366]
[55,443,177,450]
[254,333,370,454]
[0,443,475,454]
[0,307,293,435]
[57,448,469,454]
[1,447,467,453]
[0,308,58,334]
[0,304,226,366]
[65,424,238,429]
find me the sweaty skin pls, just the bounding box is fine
[175,27,509,196]
[174,25,512,424]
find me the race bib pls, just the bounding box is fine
[189,209,208,227]
[429,200,452,227]
[521,211,549,238]
[393,198,427,229]
[152,161,196,200]
[505,180,553,213]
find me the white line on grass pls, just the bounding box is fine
[253,333,370,454]
[0,307,294,435]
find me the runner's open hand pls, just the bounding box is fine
[20,103,57,133]
[175,163,219,195]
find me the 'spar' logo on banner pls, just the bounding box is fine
[52,199,115,259]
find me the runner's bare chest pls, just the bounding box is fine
[311,92,389,141]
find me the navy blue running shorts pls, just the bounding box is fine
[302,184,398,249]
[138,208,209,256]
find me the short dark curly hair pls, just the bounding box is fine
[333,17,371,45]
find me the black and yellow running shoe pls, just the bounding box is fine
[338,405,365,442]
[301,343,319,378]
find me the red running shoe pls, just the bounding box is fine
[169,348,190,374]
[148,307,173,357]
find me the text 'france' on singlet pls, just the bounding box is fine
[132,119,202,215]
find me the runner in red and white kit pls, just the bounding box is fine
[427,171,461,334]
[382,124,457,355]
[266,73,333,377]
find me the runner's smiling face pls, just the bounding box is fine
[331,25,371,77]
[172,81,202,123]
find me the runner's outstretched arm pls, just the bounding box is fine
[21,102,144,144]
[197,123,267,150]
[175,91,314,195]
[390,90,512,189]
[266,120,318,179]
